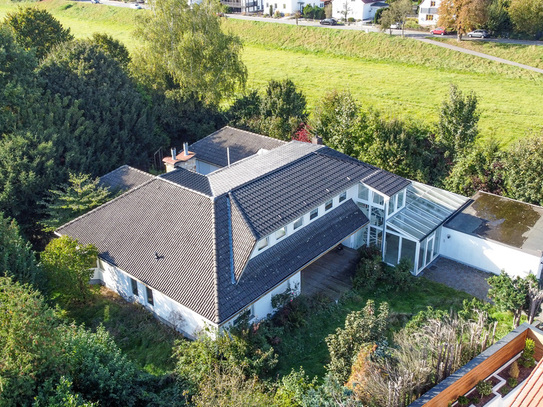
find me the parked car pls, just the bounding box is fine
[390,22,401,29]
[133,3,142,8]
[320,18,337,26]
[91,0,100,3]
[467,29,490,38]
[431,27,448,35]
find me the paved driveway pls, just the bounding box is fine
[420,257,493,301]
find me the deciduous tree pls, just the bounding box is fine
[41,236,98,303]
[3,7,73,60]
[436,84,479,160]
[133,0,247,105]
[438,0,490,40]
[508,0,543,38]
[503,133,543,205]
[488,272,527,327]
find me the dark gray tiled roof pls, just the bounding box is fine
[99,165,154,193]
[160,168,212,196]
[229,147,409,240]
[217,199,368,322]
[316,148,410,197]
[190,126,286,168]
[208,141,323,196]
[57,179,220,322]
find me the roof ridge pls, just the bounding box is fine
[158,171,214,198]
[189,126,287,150]
[211,197,221,324]
[56,177,157,233]
[100,164,152,180]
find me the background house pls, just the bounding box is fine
[418,0,440,26]
[332,0,388,22]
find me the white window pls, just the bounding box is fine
[130,278,138,296]
[310,208,319,220]
[146,286,154,306]
[373,192,384,206]
[358,185,369,201]
[339,191,347,203]
[257,237,269,250]
[426,14,434,20]
[276,227,286,240]
[325,200,333,211]
[294,217,303,229]
[397,190,405,209]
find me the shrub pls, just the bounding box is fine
[499,384,511,396]
[476,380,493,397]
[507,377,518,387]
[519,338,536,368]
[456,395,470,406]
[271,295,310,330]
[509,360,520,379]
[471,396,480,404]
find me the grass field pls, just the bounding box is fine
[431,37,543,69]
[1,0,541,143]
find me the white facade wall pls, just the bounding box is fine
[95,261,217,338]
[439,227,542,279]
[221,272,301,329]
[263,0,323,15]
[332,0,386,22]
[250,183,362,259]
[195,159,221,175]
[418,0,440,26]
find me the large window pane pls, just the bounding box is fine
[358,185,369,201]
[373,192,384,206]
[400,238,417,272]
[385,233,400,265]
[371,207,384,226]
[369,227,383,248]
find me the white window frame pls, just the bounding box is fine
[257,237,269,251]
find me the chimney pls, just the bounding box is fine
[227,147,231,167]
[312,136,323,145]
[183,142,189,156]
[171,147,177,160]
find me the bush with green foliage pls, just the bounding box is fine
[325,300,389,383]
[476,380,493,397]
[3,7,73,60]
[437,84,479,161]
[0,212,44,288]
[456,395,470,406]
[88,32,130,67]
[519,338,536,368]
[509,360,520,379]
[174,328,277,395]
[507,377,518,387]
[229,79,307,140]
[41,236,98,303]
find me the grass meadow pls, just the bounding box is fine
[1,0,542,143]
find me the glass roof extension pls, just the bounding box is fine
[387,181,469,241]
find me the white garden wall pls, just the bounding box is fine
[439,227,542,279]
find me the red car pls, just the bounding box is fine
[431,27,448,35]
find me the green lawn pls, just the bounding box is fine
[64,286,182,375]
[1,0,541,144]
[272,278,513,378]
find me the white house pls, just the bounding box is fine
[261,0,324,16]
[332,0,388,22]
[418,0,441,26]
[58,127,543,338]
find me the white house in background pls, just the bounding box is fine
[261,0,324,16]
[332,0,388,22]
[58,126,543,339]
[418,0,441,26]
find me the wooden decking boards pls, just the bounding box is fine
[301,247,359,300]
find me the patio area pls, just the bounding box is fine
[419,257,493,301]
[301,246,359,300]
